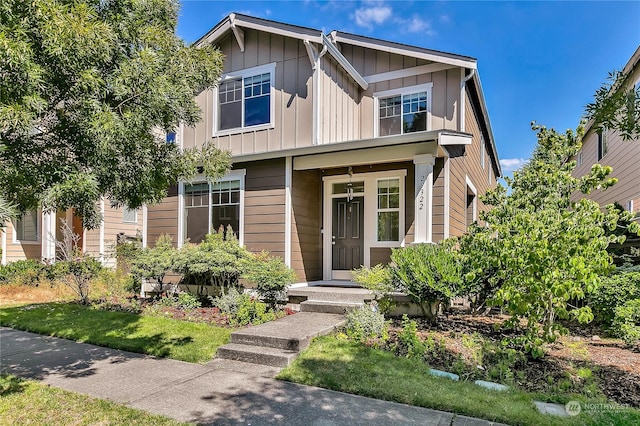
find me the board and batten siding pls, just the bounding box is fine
[182,30,314,155]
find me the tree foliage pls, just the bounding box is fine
[0,0,229,228]
[585,69,640,141]
[464,123,639,357]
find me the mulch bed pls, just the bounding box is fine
[386,313,640,407]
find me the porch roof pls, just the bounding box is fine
[231,130,472,169]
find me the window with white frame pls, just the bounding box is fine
[376,83,432,136]
[122,206,137,223]
[166,131,176,144]
[217,64,275,133]
[14,210,38,242]
[577,150,583,166]
[183,172,245,244]
[628,200,634,213]
[481,137,485,170]
[377,178,400,241]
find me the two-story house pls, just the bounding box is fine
[144,14,501,284]
[573,46,640,217]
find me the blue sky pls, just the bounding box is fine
[176,1,640,175]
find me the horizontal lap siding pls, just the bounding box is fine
[432,158,446,242]
[147,196,179,247]
[239,159,286,259]
[3,220,41,262]
[291,169,322,282]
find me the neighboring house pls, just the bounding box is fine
[573,46,640,218]
[1,205,144,267]
[146,14,501,283]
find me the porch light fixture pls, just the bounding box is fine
[347,166,354,202]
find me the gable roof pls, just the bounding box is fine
[194,13,500,176]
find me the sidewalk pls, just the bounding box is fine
[0,327,506,425]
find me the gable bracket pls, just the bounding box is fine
[304,40,327,70]
[321,33,368,90]
[229,13,245,52]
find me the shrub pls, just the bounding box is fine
[115,238,142,274]
[396,315,425,359]
[345,304,388,343]
[211,287,245,317]
[352,264,396,316]
[589,271,640,326]
[243,251,296,309]
[176,292,201,310]
[172,228,250,296]
[211,288,278,326]
[53,256,103,305]
[390,243,462,324]
[130,234,175,294]
[611,299,640,346]
[0,259,47,286]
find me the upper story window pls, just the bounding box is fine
[216,63,276,135]
[123,206,137,223]
[597,129,608,161]
[374,83,433,137]
[481,137,485,170]
[166,132,176,144]
[576,150,583,167]
[14,210,39,243]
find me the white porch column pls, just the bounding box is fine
[41,211,57,262]
[413,154,435,244]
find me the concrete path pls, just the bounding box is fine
[0,327,506,425]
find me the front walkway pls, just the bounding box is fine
[0,327,506,425]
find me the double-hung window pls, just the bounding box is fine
[377,178,401,241]
[182,170,246,245]
[375,83,432,137]
[216,63,276,134]
[14,210,39,242]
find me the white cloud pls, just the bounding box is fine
[499,158,528,172]
[439,14,450,24]
[396,15,434,35]
[354,5,392,29]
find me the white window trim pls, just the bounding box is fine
[481,136,485,170]
[375,177,404,245]
[322,170,407,280]
[577,150,583,167]
[628,200,634,213]
[122,206,138,224]
[13,210,41,245]
[373,82,433,138]
[212,62,277,137]
[466,176,477,223]
[179,169,246,247]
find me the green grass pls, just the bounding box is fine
[0,302,232,363]
[278,336,640,426]
[0,375,185,425]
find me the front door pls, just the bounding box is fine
[332,196,364,275]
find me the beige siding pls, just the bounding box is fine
[147,193,179,248]
[185,31,314,155]
[3,220,41,262]
[319,55,361,144]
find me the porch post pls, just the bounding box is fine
[41,211,57,262]
[413,154,435,244]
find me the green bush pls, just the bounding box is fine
[155,292,201,310]
[243,251,296,308]
[0,259,47,286]
[589,271,640,325]
[352,264,396,316]
[130,234,175,294]
[53,256,103,304]
[397,315,425,359]
[172,228,250,296]
[611,299,640,346]
[345,304,388,343]
[211,287,278,326]
[390,243,462,324]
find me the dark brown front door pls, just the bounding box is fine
[332,196,364,270]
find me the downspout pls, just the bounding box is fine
[459,68,476,132]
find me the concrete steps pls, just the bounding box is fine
[216,312,346,367]
[300,300,363,314]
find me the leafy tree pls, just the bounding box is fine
[0,0,229,228]
[467,123,639,357]
[585,69,640,141]
[390,242,462,324]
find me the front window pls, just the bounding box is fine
[15,210,38,242]
[377,178,400,241]
[182,171,245,245]
[376,83,432,137]
[217,64,275,133]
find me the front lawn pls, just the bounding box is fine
[278,336,640,426]
[0,302,232,363]
[0,375,185,425]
